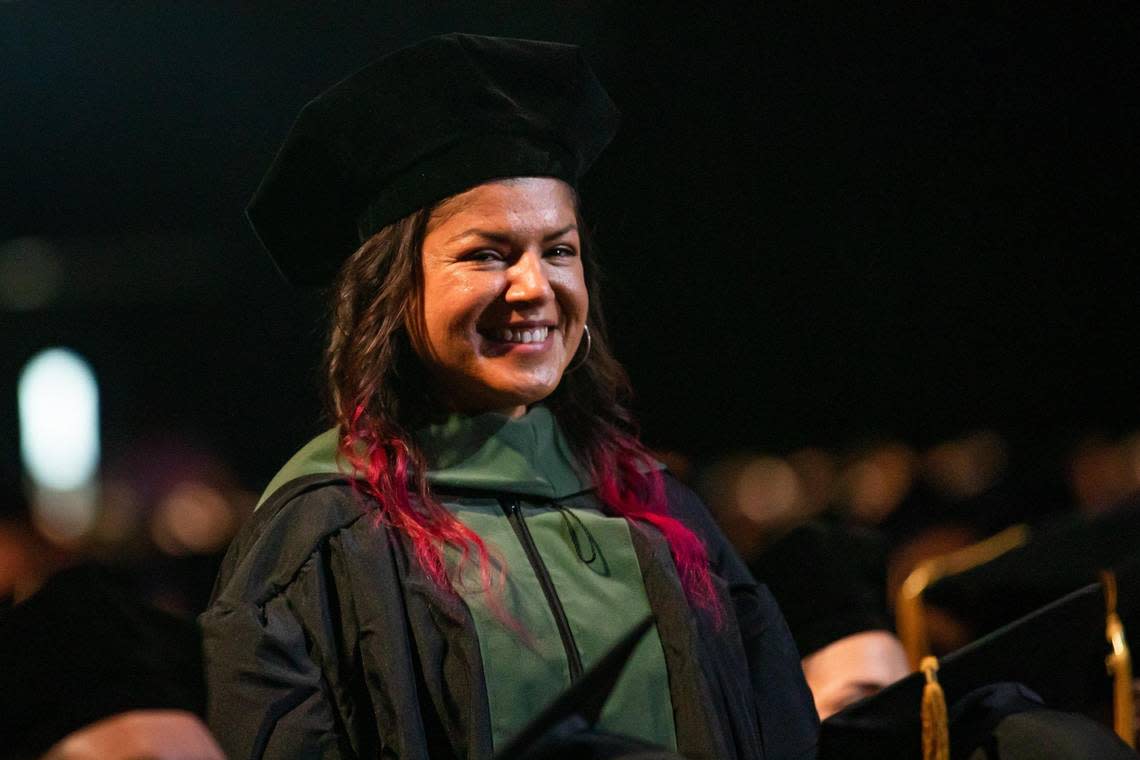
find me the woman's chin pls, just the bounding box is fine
[472,379,560,416]
[437,359,567,416]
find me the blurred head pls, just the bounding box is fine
[416,177,588,417]
[801,629,911,719]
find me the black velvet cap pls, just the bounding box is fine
[247,33,620,287]
[820,584,1133,759]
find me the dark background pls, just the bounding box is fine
[2,2,1138,488]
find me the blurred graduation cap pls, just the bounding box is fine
[749,520,892,656]
[494,615,679,760]
[921,494,1140,638]
[821,582,1136,759]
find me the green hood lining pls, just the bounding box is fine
[257,406,663,509]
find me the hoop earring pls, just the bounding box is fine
[567,324,592,373]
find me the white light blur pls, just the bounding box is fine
[18,347,101,491]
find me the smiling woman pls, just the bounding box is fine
[418,178,588,417]
[202,33,818,760]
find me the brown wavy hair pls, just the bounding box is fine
[325,196,720,620]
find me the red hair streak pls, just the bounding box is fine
[341,406,722,631]
[590,433,723,628]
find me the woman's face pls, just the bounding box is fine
[417,177,588,417]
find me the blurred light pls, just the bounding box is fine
[1069,435,1133,514]
[698,453,806,556]
[0,237,63,310]
[151,481,236,556]
[733,456,803,527]
[922,431,1008,501]
[32,486,99,543]
[841,442,916,524]
[18,348,101,491]
[786,447,838,515]
[92,478,143,544]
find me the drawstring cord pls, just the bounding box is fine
[553,503,599,564]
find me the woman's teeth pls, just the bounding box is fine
[494,326,549,344]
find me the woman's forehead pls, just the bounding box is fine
[427,177,578,236]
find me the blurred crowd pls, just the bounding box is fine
[2,435,256,619]
[688,428,1140,605]
[678,428,1140,724]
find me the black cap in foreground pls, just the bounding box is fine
[820,583,1135,759]
[247,33,620,287]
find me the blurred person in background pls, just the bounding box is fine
[697,450,911,718]
[0,464,222,759]
[836,433,1028,656]
[747,520,910,719]
[202,33,817,760]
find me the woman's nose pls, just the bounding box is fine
[505,251,553,303]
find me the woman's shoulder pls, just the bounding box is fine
[253,427,350,509]
[219,426,364,579]
[660,470,719,534]
[208,474,375,611]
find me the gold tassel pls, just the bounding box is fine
[1101,570,1135,748]
[920,656,950,760]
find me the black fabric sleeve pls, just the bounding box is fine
[203,586,344,759]
[664,474,820,760]
[201,481,368,760]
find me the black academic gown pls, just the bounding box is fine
[201,472,819,760]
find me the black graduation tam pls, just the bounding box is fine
[248,33,621,287]
[820,584,1135,759]
[749,521,892,656]
[924,493,1140,637]
[494,615,680,760]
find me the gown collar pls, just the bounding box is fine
[256,405,590,508]
[413,405,589,500]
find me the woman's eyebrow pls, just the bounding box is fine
[445,224,578,245]
[542,224,578,242]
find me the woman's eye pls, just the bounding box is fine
[466,249,505,262]
[547,245,577,258]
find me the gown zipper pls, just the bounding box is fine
[499,496,585,682]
